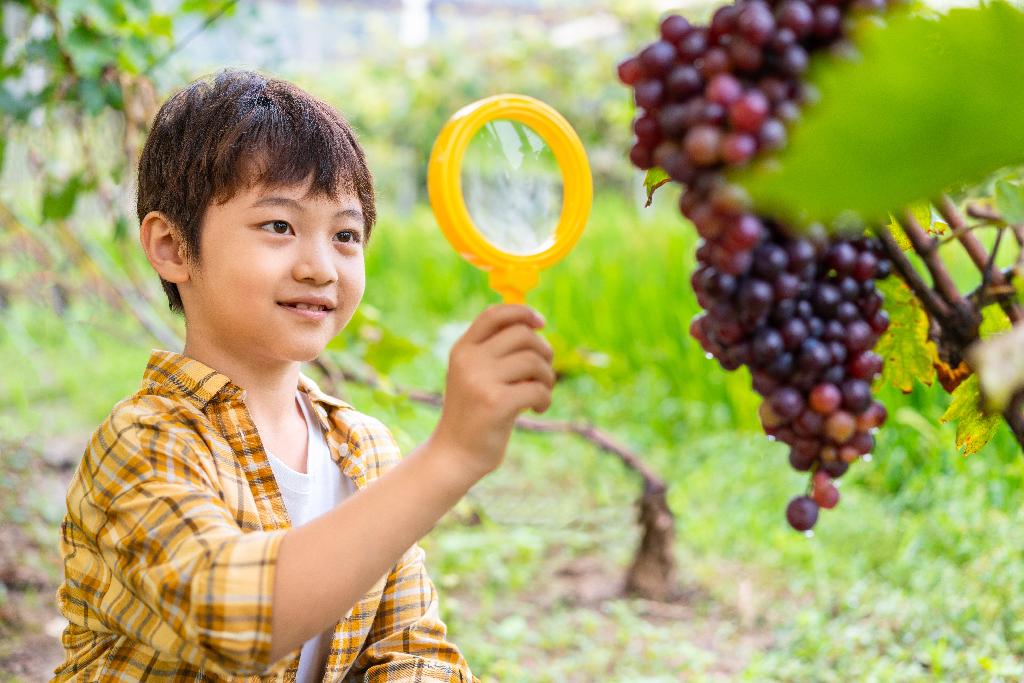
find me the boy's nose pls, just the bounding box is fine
[293,241,336,284]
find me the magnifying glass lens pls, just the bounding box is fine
[460,119,564,256]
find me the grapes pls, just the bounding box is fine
[620,0,898,531]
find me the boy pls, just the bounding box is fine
[52,69,555,682]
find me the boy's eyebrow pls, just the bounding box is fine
[250,195,364,221]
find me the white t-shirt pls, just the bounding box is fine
[265,390,357,683]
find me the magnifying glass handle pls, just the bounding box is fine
[489,267,539,304]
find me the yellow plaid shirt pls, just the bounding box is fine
[53,349,479,682]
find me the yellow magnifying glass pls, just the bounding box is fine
[428,94,593,303]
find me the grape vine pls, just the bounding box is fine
[618,0,903,531]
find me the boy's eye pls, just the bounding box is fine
[335,230,361,244]
[261,220,292,235]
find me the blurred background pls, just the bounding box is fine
[2,0,1023,680]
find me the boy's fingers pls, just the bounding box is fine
[462,304,544,345]
[507,381,553,414]
[484,324,554,362]
[496,351,558,387]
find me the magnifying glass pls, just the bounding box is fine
[428,94,593,303]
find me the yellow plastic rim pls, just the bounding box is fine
[428,93,593,303]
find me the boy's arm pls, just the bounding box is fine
[269,305,553,666]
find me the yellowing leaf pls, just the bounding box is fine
[885,214,913,251]
[874,276,936,393]
[939,374,1001,456]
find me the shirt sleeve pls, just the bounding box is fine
[348,544,480,683]
[58,401,289,678]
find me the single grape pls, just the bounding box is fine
[813,5,842,39]
[629,143,655,169]
[737,0,776,45]
[797,338,831,373]
[678,28,708,61]
[634,114,661,145]
[684,125,722,166]
[786,495,819,531]
[856,400,888,430]
[665,65,703,98]
[847,351,883,380]
[845,320,874,353]
[770,386,805,421]
[720,132,758,164]
[729,38,764,72]
[809,383,842,414]
[617,57,644,85]
[824,410,857,444]
[658,104,689,138]
[841,378,872,412]
[706,73,744,106]
[752,327,786,366]
[729,91,770,133]
[776,0,814,37]
[640,40,678,77]
[758,118,787,151]
[700,47,731,78]
[660,14,692,43]
[812,482,840,509]
[634,79,665,110]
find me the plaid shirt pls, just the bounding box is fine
[53,349,479,682]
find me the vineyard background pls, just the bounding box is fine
[2,0,1024,680]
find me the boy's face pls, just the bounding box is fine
[180,178,366,365]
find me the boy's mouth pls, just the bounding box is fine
[279,302,330,312]
[277,295,336,312]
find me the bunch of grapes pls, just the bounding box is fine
[618,0,900,531]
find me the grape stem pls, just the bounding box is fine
[877,197,1024,450]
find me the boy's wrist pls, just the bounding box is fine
[413,434,487,495]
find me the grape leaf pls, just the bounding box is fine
[994,178,1024,224]
[644,167,670,208]
[874,276,936,393]
[735,3,1024,224]
[939,374,1001,456]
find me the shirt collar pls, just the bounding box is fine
[143,349,353,422]
[142,349,238,409]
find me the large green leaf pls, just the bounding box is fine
[939,374,1001,456]
[736,2,1024,225]
[874,276,936,393]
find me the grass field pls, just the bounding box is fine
[2,189,1023,680]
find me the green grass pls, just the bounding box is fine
[2,190,1023,680]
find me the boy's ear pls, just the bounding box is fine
[140,211,191,284]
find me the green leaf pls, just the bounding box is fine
[364,331,422,374]
[736,3,1024,225]
[939,374,1001,456]
[41,175,84,221]
[643,167,670,208]
[994,177,1024,224]
[874,276,936,393]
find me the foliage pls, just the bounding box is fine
[736,1,1024,225]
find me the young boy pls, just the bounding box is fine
[52,69,555,682]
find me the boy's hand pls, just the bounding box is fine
[430,304,555,484]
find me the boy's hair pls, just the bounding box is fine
[136,68,376,315]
